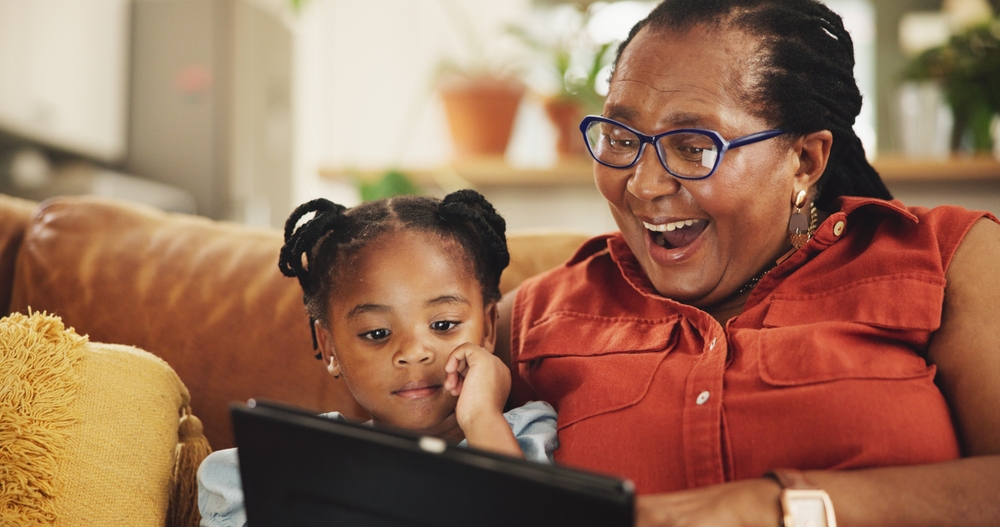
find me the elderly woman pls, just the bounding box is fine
[497,0,1000,525]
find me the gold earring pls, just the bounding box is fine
[788,189,810,249]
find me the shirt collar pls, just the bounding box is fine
[835,196,918,223]
[604,196,917,301]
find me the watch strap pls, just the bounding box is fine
[765,468,817,490]
[764,469,838,527]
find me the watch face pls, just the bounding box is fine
[783,490,833,527]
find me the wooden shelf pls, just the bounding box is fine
[319,156,596,188]
[871,154,1000,182]
[319,154,1000,188]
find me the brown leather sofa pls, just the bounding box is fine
[0,192,591,450]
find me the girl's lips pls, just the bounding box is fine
[393,381,442,399]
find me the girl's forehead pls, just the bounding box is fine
[336,230,474,284]
[350,229,464,262]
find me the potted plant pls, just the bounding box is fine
[903,11,999,153]
[434,1,528,161]
[436,72,526,161]
[510,5,615,159]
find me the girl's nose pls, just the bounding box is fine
[394,339,434,366]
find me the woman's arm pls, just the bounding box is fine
[637,218,1000,527]
[926,218,1000,458]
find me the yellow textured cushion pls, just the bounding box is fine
[0,312,207,527]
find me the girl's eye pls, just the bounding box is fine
[360,328,390,341]
[431,320,460,332]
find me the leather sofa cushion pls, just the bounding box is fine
[9,196,365,449]
[0,194,37,313]
[502,229,591,295]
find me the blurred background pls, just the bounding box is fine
[1,0,999,234]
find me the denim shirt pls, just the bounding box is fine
[197,401,558,527]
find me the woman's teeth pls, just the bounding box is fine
[644,218,708,249]
[643,219,700,232]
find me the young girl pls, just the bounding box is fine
[197,189,557,527]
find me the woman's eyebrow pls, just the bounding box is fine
[604,105,639,122]
[659,111,705,128]
[604,106,707,130]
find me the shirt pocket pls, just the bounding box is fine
[517,312,681,428]
[757,274,944,386]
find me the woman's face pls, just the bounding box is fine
[316,230,495,440]
[597,25,803,308]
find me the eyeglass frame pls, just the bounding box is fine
[579,115,787,180]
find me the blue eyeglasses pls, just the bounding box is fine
[580,115,786,180]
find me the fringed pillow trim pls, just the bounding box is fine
[0,311,87,525]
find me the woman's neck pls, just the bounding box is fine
[703,208,831,325]
[704,289,753,325]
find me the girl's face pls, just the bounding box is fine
[597,25,809,308]
[316,230,496,440]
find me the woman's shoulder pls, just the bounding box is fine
[837,196,995,228]
[834,197,996,267]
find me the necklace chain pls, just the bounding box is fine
[737,203,818,295]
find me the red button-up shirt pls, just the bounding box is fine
[511,197,993,494]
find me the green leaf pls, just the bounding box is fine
[358,170,421,202]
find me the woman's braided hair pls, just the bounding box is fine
[614,0,892,209]
[278,189,510,357]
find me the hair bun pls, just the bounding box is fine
[439,189,510,286]
[278,198,347,288]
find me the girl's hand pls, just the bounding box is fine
[444,343,511,427]
[444,343,520,457]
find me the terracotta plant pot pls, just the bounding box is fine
[438,76,526,160]
[544,97,588,159]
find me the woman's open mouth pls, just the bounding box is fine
[643,219,707,249]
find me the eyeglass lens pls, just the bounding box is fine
[584,120,719,178]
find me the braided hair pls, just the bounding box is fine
[278,189,510,357]
[613,0,892,209]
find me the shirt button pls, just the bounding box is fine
[709,338,717,350]
[833,220,846,237]
[696,391,710,405]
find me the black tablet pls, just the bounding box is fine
[232,399,634,527]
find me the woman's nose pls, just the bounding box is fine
[626,145,681,201]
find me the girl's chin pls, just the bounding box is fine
[407,409,460,434]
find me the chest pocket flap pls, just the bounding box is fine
[517,312,681,428]
[759,274,943,386]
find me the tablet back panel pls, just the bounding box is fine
[232,401,634,527]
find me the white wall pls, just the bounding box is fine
[292,0,535,210]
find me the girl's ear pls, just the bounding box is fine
[314,320,342,378]
[481,302,499,354]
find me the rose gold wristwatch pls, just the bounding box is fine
[765,469,837,527]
